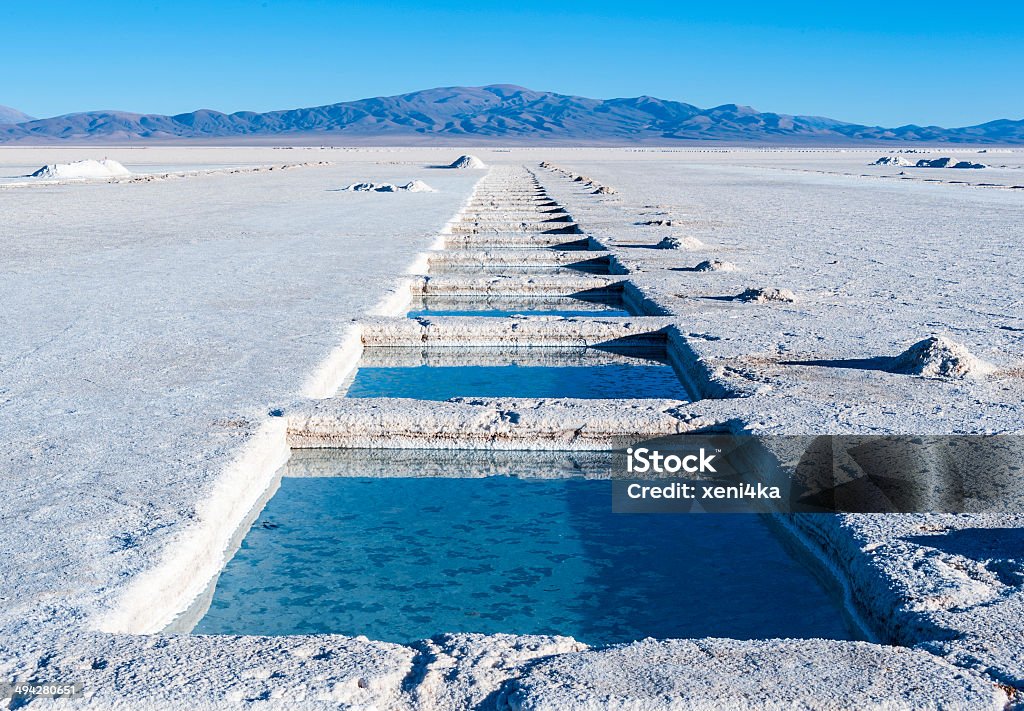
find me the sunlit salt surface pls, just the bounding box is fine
[194,452,860,642]
[343,347,689,400]
[407,293,631,318]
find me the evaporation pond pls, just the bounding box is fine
[429,262,610,275]
[194,473,859,642]
[343,348,688,400]
[407,294,631,318]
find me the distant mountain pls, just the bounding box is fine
[2,85,1022,144]
[0,105,35,125]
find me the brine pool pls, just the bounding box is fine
[193,452,861,643]
[428,263,611,275]
[343,347,689,400]
[407,293,632,318]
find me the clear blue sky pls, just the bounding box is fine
[4,0,1022,126]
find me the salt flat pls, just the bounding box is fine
[1,146,1021,709]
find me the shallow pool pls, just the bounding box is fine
[344,347,688,400]
[428,262,611,275]
[194,471,860,643]
[407,294,631,318]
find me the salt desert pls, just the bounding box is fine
[2,146,1023,708]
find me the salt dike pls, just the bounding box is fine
[0,146,1022,709]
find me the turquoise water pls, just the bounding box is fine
[345,361,687,400]
[429,262,611,275]
[407,294,631,318]
[194,475,860,642]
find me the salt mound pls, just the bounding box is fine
[871,156,913,167]
[737,287,796,303]
[593,185,616,195]
[402,180,436,192]
[30,158,131,179]
[915,157,986,169]
[657,235,704,250]
[342,182,397,192]
[447,155,487,169]
[889,336,995,379]
[694,259,737,272]
[340,180,436,193]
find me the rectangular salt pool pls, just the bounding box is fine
[428,262,611,275]
[343,347,689,400]
[407,293,632,318]
[193,454,860,643]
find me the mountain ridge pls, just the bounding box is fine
[3,85,1022,144]
[0,105,35,125]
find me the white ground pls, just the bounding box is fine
[1,146,1022,709]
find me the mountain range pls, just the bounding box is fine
[2,85,1022,144]
[0,105,35,125]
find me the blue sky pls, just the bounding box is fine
[4,0,1022,126]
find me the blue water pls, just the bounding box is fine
[194,475,860,642]
[430,263,611,275]
[345,362,688,400]
[407,294,631,318]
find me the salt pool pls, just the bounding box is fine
[428,262,611,275]
[343,347,689,400]
[406,293,632,318]
[194,465,860,643]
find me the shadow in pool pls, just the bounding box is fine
[563,485,859,641]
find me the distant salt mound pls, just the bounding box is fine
[657,235,704,250]
[889,336,995,379]
[737,287,796,303]
[915,157,986,169]
[29,158,131,179]
[694,259,737,272]
[871,156,913,167]
[447,155,487,169]
[402,180,436,192]
[341,181,435,193]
